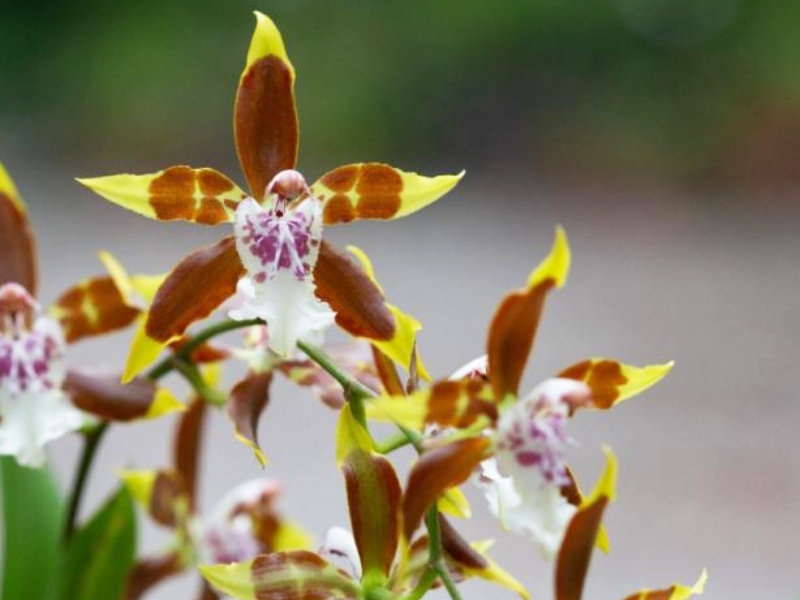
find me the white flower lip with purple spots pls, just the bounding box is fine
[230,170,335,358]
[476,377,592,559]
[0,282,85,468]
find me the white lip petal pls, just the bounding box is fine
[232,195,333,357]
[475,457,575,560]
[0,388,85,468]
[319,526,362,579]
[449,354,488,380]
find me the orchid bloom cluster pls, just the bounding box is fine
[0,11,707,600]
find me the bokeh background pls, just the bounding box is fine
[2,0,798,598]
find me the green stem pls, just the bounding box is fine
[173,358,226,406]
[148,318,262,379]
[433,562,463,600]
[62,422,108,541]
[402,567,438,600]
[297,339,373,428]
[375,431,412,454]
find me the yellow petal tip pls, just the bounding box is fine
[527,225,571,290]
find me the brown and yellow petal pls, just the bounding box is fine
[314,241,395,343]
[235,12,299,200]
[558,358,674,410]
[403,436,492,541]
[64,369,183,422]
[78,167,247,225]
[337,404,402,582]
[555,447,617,600]
[227,371,273,467]
[51,276,141,343]
[311,163,463,225]
[619,571,707,600]
[487,226,570,401]
[366,378,496,431]
[124,236,245,381]
[0,159,36,294]
[200,551,360,600]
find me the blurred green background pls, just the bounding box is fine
[2,0,800,187]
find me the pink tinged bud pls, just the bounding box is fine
[0,283,38,334]
[267,169,308,203]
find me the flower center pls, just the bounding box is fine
[0,283,65,396]
[236,170,320,284]
[496,378,591,486]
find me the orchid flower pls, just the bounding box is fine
[0,158,181,467]
[78,12,462,381]
[121,391,312,600]
[364,227,674,557]
[199,403,527,600]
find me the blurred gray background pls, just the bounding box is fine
[2,0,799,598]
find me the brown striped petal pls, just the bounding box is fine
[51,276,140,343]
[235,13,298,200]
[487,227,569,400]
[337,405,401,581]
[555,448,617,600]
[174,398,208,511]
[124,553,183,600]
[558,359,674,410]
[403,436,491,541]
[64,369,183,422]
[227,371,273,467]
[314,241,394,342]
[149,469,186,528]
[0,161,36,294]
[312,163,463,224]
[77,167,247,225]
[200,551,360,600]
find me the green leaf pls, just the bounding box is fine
[57,486,137,600]
[0,457,64,600]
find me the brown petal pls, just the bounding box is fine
[145,236,244,343]
[486,280,555,400]
[124,553,183,600]
[314,241,395,342]
[0,190,36,294]
[235,52,298,199]
[52,276,140,343]
[174,398,207,510]
[403,436,491,540]
[342,449,402,579]
[227,371,273,467]
[170,337,231,364]
[439,516,488,571]
[372,346,405,396]
[149,470,186,528]
[64,369,159,421]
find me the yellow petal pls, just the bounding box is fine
[527,225,570,290]
[584,446,617,507]
[439,486,472,519]
[335,403,374,466]
[313,163,463,225]
[78,167,246,225]
[199,560,256,600]
[0,158,25,213]
[273,520,315,552]
[119,469,156,508]
[144,388,186,419]
[246,11,294,77]
[464,545,530,600]
[123,319,170,383]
